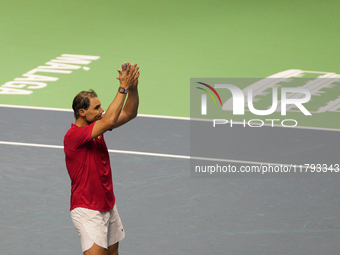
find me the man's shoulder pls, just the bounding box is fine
[65,123,93,134]
[64,124,77,139]
[64,123,96,146]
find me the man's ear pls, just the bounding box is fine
[78,109,86,117]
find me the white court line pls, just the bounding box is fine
[0,141,64,149]
[0,140,309,169]
[0,104,339,132]
[0,104,190,120]
[0,104,73,112]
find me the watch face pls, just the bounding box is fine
[118,87,128,94]
[119,87,126,93]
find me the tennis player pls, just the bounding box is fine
[64,63,139,255]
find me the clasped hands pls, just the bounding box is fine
[117,62,140,90]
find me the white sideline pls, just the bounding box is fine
[0,104,339,131]
[0,140,309,169]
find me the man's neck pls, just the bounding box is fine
[74,117,89,127]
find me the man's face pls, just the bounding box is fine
[84,97,104,124]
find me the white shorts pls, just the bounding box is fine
[70,204,125,252]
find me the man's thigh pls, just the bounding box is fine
[83,242,119,255]
[83,242,107,255]
[71,207,110,252]
[108,242,119,255]
[71,205,124,253]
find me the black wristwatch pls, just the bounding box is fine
[118,87,128,94]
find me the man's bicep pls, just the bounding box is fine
[110,111,131,129]
[92,119,113,139]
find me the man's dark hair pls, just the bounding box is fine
[72,89,98,119]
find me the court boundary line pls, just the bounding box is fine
[0,140,309,169]
[0,104,339,132]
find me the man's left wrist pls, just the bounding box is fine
[118,87,128,94]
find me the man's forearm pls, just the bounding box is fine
[102,92,128,125]
[122,87,139,119]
